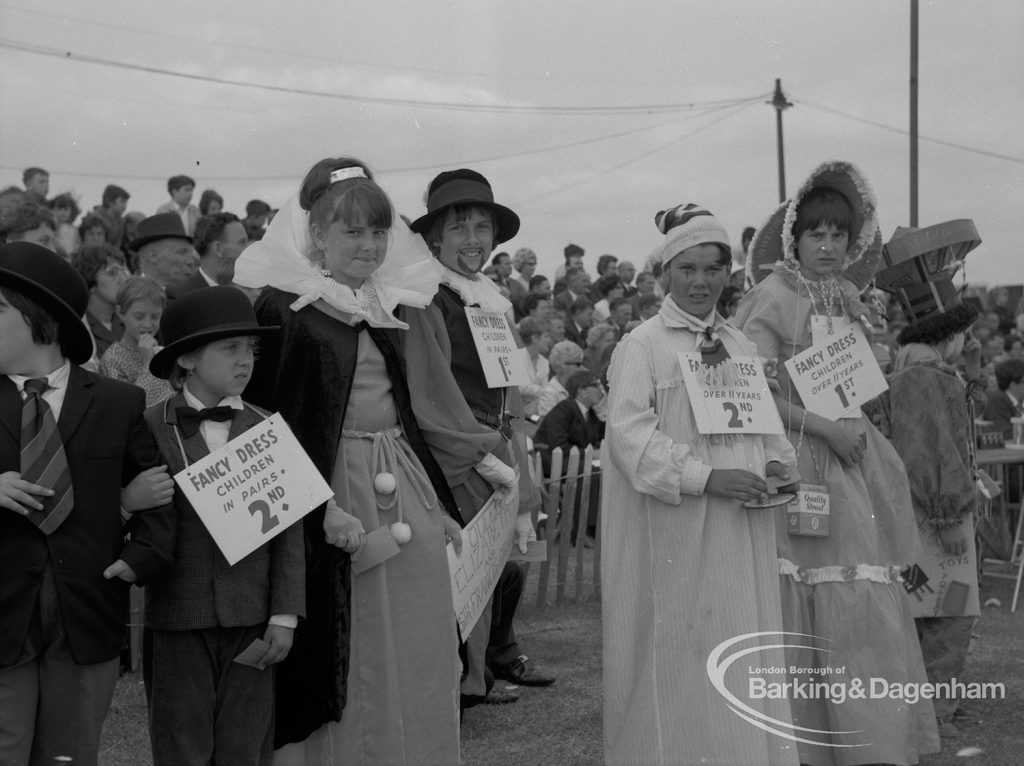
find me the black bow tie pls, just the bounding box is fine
[176,405,235,438]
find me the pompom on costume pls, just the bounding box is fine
[733,161,939,765]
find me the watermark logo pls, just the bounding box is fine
[706,631,1005,749]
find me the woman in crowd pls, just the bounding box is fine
[237,156,462,765]
[517,316,551,418]
[538,339,585,416]
[71,243,127,357]
[50,192,81,259]
[582,322,617,378]
[198,188,224,216]
[733,161,938,764]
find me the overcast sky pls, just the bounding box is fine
[1,0,1021,286]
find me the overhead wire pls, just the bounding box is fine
[0,107,736,183]
[511,101,757,208]
[0,2,488,80]
[0,37,768,116]
[794,95,1024,165]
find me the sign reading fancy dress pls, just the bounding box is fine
[677,353,784,435]
[784,323,888,421]
[464,306,529,387]
[173,413,334,565]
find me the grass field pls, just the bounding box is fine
[100,564,1023,765]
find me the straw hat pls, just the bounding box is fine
[745,160,882,290]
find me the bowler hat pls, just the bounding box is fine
[0,242,94,364]
[128,212,192,252]
[409,169,520,246]
[149,286,278,378]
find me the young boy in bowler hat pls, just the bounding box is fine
[0,242,175,765]
[143,286,305,765]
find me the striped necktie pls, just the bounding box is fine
[21,378,74,534]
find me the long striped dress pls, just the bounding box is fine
[601,297,799,766]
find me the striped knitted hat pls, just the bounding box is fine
[655,202,731,268]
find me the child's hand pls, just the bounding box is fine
[121,465,174,512]
[257,624,294,669]
[514,512,536,554]
[705,469,768,504]
[825,421,865,467]
[962,333,983,378]
[323,499,366,554]
[938,525,969,556]
[138,333,160,363]
[476,453,516,491]
[442,515,463,556]
[103,559,138,583]
[765,461,798,493]
[0,470,53,515]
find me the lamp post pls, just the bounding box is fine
[771,78,793,202]
[910,0,919,226]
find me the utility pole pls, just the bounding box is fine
[909,0,919,226]
[771,79,792,202]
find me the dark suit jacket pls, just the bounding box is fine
[85,310,124,359]
[0,367,175,666]
[143,394,305,631]
[563,319,589,350]
[984,389,1020,439]
[534,397,604,477]
[553,289,582,315]
[166,271,212,301]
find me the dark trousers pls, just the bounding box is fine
[0,565,119,766]
[144,624,275,766]
[486,561,525,671]
[916,616,976,720]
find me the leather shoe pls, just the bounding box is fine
[483,687,520,704]
[494,654,556,687]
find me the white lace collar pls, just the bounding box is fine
[439,265,512,313]
[234,194,443,329]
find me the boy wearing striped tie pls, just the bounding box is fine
[0,241,175,765]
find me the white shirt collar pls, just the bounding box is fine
[182,384,244,412]
[198,267,218,287]
[8,360,71,393]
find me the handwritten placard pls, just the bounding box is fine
[784,323,888,421]
[447,485,519,636]
[678,353,784,435]
[464,306,529,388]
[174,413,333,565]
[903,515,980,618]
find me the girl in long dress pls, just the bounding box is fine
[238,157,462,765]
[732,160,939,765]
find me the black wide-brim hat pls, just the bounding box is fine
[0,242,94,364]
[409,169,520,246]
[127,212,193,252]
[150,286,279,378]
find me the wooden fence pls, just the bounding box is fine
[529,445,602,608]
